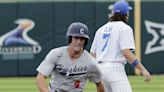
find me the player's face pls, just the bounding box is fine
[70,36,85,51]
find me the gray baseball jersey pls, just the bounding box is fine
[37,46,102,92]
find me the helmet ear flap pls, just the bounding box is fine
[83,39,88,49]
[68,36,72,44]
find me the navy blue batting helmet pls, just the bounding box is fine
[66,22,89,47]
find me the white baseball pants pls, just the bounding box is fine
[98,61,132,92]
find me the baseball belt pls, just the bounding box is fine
[98,61,105,64]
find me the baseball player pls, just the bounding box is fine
[36,22,104,92]
[90,0,151,92]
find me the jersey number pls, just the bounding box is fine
[101,33,110,52]
[74,80,80,88]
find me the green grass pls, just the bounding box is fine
[0,75,163,92]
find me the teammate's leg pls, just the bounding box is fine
[98,62,132,92]
[101,78,112,92]
[110,80,132,92]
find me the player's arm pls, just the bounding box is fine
[90,30,98,59]
[122,49,151,83]
[36,73,49,92]
[88,58,104,92]
[36,49,59,92]
[96,80,105,92]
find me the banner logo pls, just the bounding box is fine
[144,20,164,54]
[0,18,42,60]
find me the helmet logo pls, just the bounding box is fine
[80,28,85,34]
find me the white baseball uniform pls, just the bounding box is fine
[37,46,102,92]
[90,21,135,92]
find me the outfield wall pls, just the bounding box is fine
[0,0,163,76]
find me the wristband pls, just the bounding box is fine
[131,60,139,67]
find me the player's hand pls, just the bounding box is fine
[141,69,151,83]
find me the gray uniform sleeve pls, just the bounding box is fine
[36,49,58,77]
[88,61,102,83]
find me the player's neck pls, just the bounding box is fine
[67,47,83,61]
